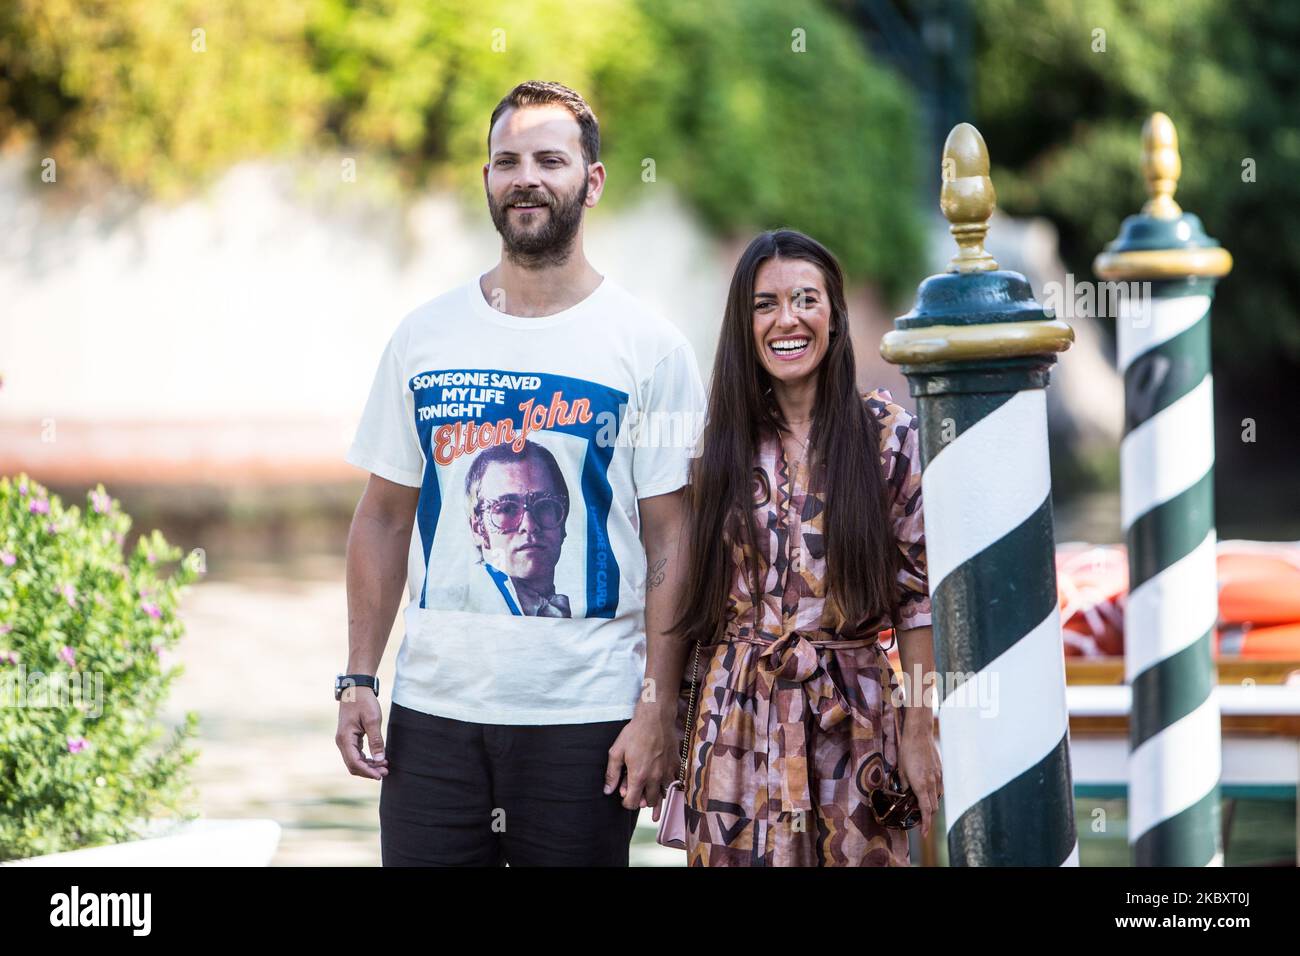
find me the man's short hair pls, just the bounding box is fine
[488,81,600,166]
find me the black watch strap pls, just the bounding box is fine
[335,673,380,701]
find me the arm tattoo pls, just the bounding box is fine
[646,557,667,591]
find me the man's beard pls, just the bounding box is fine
[487,178,588,268]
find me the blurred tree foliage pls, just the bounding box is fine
[972,0,1300,374]
[0,0,925,294]
[0,0,326,195]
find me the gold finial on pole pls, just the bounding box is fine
[940,123,998,273]
[1141,112,1182,219]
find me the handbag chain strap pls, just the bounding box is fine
[678,640,701,787]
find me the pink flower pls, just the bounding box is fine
[29,499,49,515]
[0,551,14,566]
[140,601,162,619]
[46,522,57,534]
[59,645,75,666]
[60,584,76,607]
[66,736,88,754]
[91,491,111,514]
[18,480,28,495]
[1,650,17,665]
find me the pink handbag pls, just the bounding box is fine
[656,641,700,850]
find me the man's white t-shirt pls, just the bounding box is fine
[346,276,706,724]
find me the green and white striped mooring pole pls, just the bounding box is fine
[1094,113,1232,867]
[881,123,1078,865]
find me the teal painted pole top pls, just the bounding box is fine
[881,123,1073,371]
[1094,113,1233,281]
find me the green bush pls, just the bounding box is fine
[0,474,200,861]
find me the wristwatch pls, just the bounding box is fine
[335,673,380,701]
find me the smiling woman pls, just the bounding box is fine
[669,229,941,867]
[753,265,832,378]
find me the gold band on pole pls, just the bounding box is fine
[880,318,1075,365]
[1093,246,1233,280]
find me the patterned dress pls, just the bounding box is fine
[680,387,932,867]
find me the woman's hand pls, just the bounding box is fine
[896,711,943,839]
[894,625,941,838]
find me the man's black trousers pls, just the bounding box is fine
[379,701,641,866]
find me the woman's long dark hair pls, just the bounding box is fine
[670,229,897,645]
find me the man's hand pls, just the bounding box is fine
[336,687,389,780]
[624,487,691,814]
[341,473,415,781]
[603,707,673,811]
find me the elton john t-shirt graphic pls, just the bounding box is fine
[414,368,627,620]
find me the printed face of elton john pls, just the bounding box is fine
[471,457,568,589]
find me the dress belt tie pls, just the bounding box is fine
[729,627,897,815]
